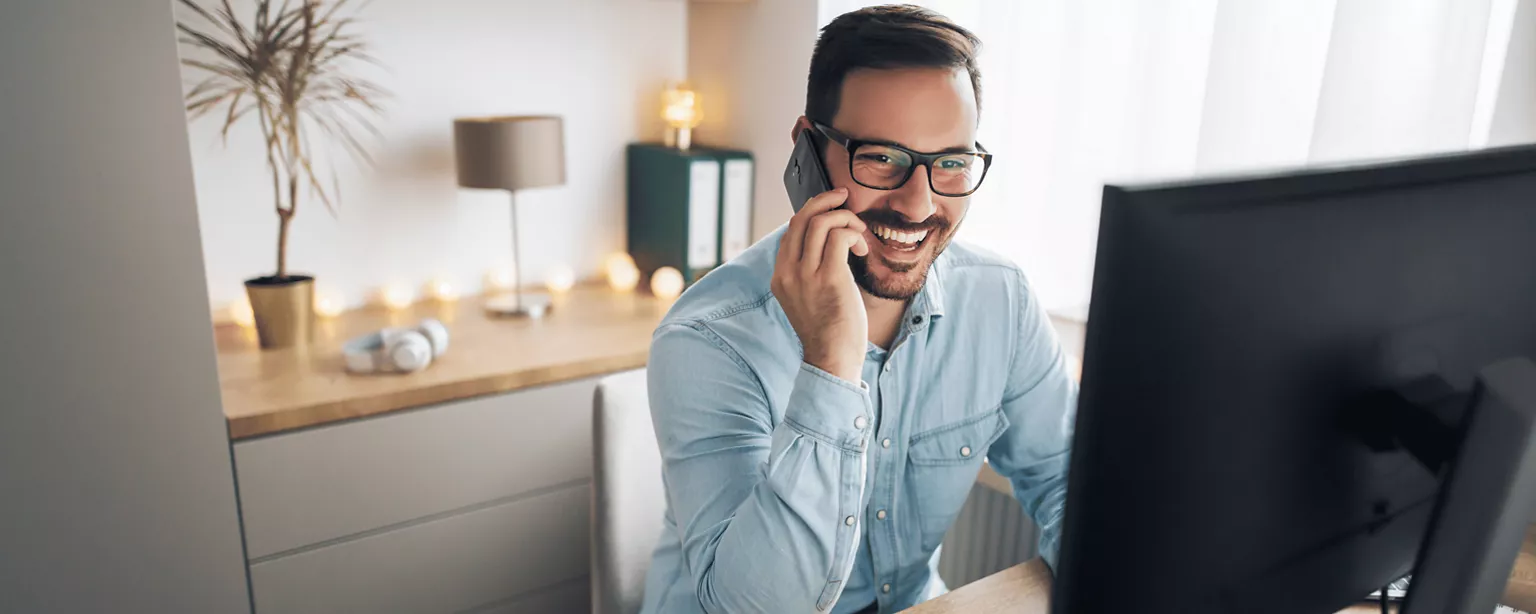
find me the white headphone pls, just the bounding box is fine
[343,318,450,374]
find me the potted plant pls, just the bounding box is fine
[177,0,385,348]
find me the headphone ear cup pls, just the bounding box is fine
[386,331,433,373]
[416,318,450,358]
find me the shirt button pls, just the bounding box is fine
[912,315,923,325]
[854,415,869,430]
[876,509,887,520]
[883,364,892,373]
[845,515,856,526]
[881,438,891,449]
[882,583,892,593]
[960,446,972,458]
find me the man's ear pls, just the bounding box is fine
[790,116,814,144]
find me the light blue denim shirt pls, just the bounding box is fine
[640,226,1077,614]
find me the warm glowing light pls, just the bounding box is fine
[229,297,255,327]
[484,267,517,292]
[650,266,685,300]
[661,84,702,129]
[382,284,416,310]
[546,266,576,294]
[605,253,641,292]
[428,278,460,302]
[314,292,345,319]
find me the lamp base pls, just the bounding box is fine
[666,127,693,150]
[484,292,551,319]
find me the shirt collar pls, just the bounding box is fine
[912,252,948,322]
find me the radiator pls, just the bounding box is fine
[937,481,1038,587]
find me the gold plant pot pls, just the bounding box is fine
[245,275,315,349]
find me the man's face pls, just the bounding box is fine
[797,67,978,301]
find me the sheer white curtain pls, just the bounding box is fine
[818,0,1525,312]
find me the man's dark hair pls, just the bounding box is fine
[805,4,982,124]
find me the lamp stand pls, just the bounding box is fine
[665,126,693,150]
[484,189,551,318]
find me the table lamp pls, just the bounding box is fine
[454,115,566,318]
[661,83,702,150]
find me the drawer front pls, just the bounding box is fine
[236,377,600,559]
[250,483,589,614]
[467,576,589,614]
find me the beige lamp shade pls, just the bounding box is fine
[453,115,566,190]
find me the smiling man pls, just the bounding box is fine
[640,5,1077,613]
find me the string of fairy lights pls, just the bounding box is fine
[225,254,685,326]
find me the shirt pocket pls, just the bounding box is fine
[906,408,1011,550]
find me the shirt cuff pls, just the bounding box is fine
[783,362,873,452]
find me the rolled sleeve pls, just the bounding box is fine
[649,323,870,613]
[986,270,1076,572]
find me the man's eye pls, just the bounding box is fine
[939,158,969,169]
[858,154,893,164]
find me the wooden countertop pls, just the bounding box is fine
[907,525,1536,613]
[215,286,668,440]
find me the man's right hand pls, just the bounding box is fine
[772,187,871,383]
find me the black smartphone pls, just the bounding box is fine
[783,128,833,213]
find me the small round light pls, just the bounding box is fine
[484,267,517,292]
[314,292,345,319]
[428,278,460,302]
[650,266,685,299]
[546,266,576,294]
[229,297,255,327]
[382,284,416,310]
[605,253,641,292]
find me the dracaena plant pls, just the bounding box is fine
[178,0,386,279]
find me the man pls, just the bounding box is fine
[640,5,1076,613]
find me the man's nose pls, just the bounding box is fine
[889,164,937,223]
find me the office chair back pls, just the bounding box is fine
[591,369,666,614]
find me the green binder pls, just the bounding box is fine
[626,143,755,288]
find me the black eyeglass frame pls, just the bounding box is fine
[810,121,994,197]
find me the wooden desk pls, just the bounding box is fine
[215,285,667,439]
[908,525,1536,613]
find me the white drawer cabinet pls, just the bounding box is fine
[470,578,590,614]
[234,376,606,613]
[235,377,598,559]
[249,485,589,614]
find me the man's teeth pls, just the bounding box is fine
[872,225,929,244]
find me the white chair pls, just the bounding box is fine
[591,369,667,614]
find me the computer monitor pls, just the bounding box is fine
[1052,144,1536,614]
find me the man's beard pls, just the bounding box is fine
[849,208,956,301]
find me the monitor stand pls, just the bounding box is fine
[1399,357,1536,613]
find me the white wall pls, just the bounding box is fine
[1309,0,1497,163]
[1489,0,1536,146]
[185,0,687,312]
[0,1,251,611]
[807,0,1532,312]
[688,0,821,239]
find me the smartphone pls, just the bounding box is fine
[783,128,833,213]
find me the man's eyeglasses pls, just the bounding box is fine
[811,121,993,197]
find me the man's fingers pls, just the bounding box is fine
[850,232,870,257]
[782,213,808,273]
[785,188,849,268]
[822,227,869,273]
[802,210,867,274]
[799,186,849,217]
[776,224,795,272]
